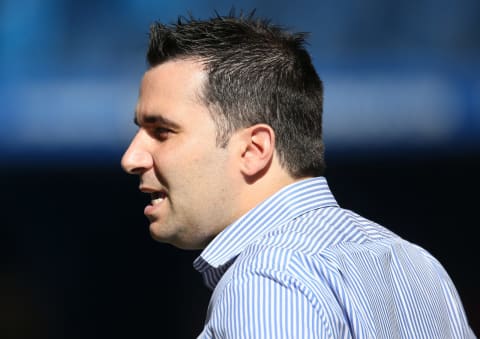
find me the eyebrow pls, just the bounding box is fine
[133,112,181,130]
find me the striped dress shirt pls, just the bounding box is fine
[194,177,475,338]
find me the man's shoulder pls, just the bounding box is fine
[241,205,396,256]
[224,205,404,287]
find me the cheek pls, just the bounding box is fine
[152,138,230,186]
[151,143,188,169]
[185,153,230,192]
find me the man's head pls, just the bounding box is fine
[122,12,325,249]
[147,12,325,178]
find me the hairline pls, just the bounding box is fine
[148,56,238,147]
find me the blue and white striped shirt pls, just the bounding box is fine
[194,177,475,338]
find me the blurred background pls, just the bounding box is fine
[1,0,479,338]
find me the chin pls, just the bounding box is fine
[148,222,208,250]
[148,225,170,244]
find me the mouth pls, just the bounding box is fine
[150,191,167,205]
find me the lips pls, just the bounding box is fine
[150,191,166,205]
[144,191,167,217]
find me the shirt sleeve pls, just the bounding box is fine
[198,269,352,339]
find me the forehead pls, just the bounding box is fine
[135,59,211,126]
[139,59,206,102]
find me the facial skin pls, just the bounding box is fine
[121,59,241,249]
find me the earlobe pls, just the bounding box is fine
[240,124,275,178]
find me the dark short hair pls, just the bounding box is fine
[147,11,325,177]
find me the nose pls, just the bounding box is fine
[121,130,153,175]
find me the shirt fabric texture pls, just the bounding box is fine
[194,177,475,338]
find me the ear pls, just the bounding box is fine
[238,124,275,178]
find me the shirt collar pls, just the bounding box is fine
[193,177,338,277]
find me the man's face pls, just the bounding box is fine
[121,59,238,249]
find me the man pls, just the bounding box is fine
[121,13,475,338]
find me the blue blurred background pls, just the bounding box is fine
[1,1,479,338]
[1,0,479,163]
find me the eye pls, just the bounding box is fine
[152,127,172,141]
